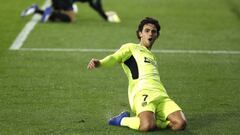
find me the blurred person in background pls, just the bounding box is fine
[21,0,120,23]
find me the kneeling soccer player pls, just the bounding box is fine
[87,17,187,132]
[21,0,120,23]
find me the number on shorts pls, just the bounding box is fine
[143,94,148,101]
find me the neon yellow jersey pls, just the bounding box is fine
[100,43,168,109]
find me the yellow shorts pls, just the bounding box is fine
[133,89,182,121]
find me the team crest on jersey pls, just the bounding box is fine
[142,101,147,107]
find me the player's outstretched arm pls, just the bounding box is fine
[87,58,100,70]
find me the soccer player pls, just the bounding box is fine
[21,0,120,23]
[87,17,187,132]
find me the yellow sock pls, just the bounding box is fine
[120,117,140,130]
[156,119,170,129]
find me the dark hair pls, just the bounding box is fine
[136,17,161,39]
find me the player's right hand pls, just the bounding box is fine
[87,58,100,70]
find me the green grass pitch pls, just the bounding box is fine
[0,0,240,134]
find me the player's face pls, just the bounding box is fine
[139,23,158,49]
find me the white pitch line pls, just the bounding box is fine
[152,49,240,55]
[9,0,51,50]
[19,48,117,52]
[17,48,240,55]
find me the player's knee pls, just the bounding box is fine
[139,122,156,132]
[172,119,187,131]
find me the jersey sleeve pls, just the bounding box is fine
[100,44,132,67]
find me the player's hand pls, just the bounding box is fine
[87,58,100,70]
